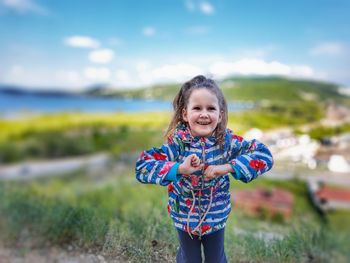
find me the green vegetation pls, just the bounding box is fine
[0,112,170,142]
[304,123,350,140]
[0,113,169,163]
[103,76,343,103]
[1,76,349,261]
[0,169,349,262]
[221,76,342,102]
[228,101,323,131]
[2,76,349,163]
[0,102,324,164]
[0,125,163,163]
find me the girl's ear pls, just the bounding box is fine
[182,108,188,122]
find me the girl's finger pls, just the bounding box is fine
[204,166,212,175]
[206,167,218,180]
[192,155,199,163]
[205,174,213,181]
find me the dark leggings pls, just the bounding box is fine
[176,228,227,263]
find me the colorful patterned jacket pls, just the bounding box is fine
[135,123,273,237]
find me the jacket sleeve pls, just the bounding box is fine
[135,136,180,186]
[228,134,274,183]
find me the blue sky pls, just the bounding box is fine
[0,0,349,90]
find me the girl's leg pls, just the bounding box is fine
[176,229,202,263]
[202,228,227,263]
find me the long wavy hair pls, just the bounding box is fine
[165,75,228,146]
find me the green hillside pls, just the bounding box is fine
[221,76,342,102]
[102,76,344,103]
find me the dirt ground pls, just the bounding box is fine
[0,246,124,263]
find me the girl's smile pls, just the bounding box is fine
[182,88,222,137]
[136,75,274,256]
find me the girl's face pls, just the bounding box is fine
[182,88,222,137]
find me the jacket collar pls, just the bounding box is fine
[174,123,217,144]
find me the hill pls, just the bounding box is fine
[1,76,347,105]
[100,76,345,104]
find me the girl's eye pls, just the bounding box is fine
[193,107,201,110]
[208,107,216,111]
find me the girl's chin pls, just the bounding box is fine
[191,128,215,137]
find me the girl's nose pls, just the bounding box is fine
[199,112,209,118]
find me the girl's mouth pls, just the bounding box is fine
[197,121,211,125]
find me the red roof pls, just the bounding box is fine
[234,188,294,206]
[232,187,294,219]
[316,186,350,202]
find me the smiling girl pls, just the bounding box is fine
[136,75,273,263]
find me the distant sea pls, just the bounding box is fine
[0,93,254,118]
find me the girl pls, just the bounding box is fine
[135,75,273,263]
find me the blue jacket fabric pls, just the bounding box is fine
[135,123,274,236]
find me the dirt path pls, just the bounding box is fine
[0,246,124,263]
[0,153,111,180]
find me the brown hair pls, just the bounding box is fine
[165,75,228,145]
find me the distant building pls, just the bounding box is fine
[232,188,294,220]
[315,132,350,172]
[328,154,350,173]
[321,102,350,127]
[308,181,350,211]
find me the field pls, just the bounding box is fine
[1,77,350,262]
[1,165,349,263]
[0,104,328,164]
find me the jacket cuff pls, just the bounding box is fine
[231,164,242,180]
[164,163,181,182]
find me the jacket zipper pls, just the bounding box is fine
[199,138,206,240]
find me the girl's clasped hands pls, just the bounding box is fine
[178,154,233,181]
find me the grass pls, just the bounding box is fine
[306,122,350,140]
[0,167,349,262]
[0,103,325,164]
[0,114,166,163]
[0,112,171,143]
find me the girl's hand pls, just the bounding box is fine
[178,154,204,175]
[204,164,233,181]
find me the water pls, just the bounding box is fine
[0,93,172,116]
[0,93,254,117]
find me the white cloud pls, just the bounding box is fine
[88,49,115,64]
[184,1,215,15]
[0,58,321,90]
[199,2,214,15]
[289,65,314,78]
[64,36,100,49]
[84,67,111,81]
[209,59,314,78]
[1,0,48,15]
[85,59,315,88]
[310,42,347,56]
[0,65,87,90]
[151,63,203,82]
[56,70,82,85]
[136,60,152,72]
[9,64,24,76]
[143,26,156,37]
[115,69,131,83]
